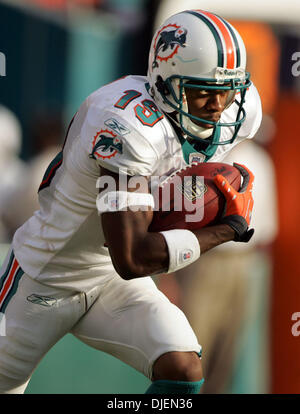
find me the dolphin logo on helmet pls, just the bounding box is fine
[152,25,187,69]
[147,10,251,160]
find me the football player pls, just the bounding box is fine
[0,10,261,394]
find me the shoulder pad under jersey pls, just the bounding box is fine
[80,75,174,176]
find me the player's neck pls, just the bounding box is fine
[166,112,210,153]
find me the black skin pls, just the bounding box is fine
[184,84,234,129]
[100,86,237,382]
[100,166,233,382]
[101,85,236,280]
[100,167,235,280]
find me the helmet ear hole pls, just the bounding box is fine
[155,76,170,96]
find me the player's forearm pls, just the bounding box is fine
[113,232,169,280]
[141,225,234,276]
[193,224,235,254]
[118,225,235,280]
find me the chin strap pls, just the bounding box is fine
[180,114,214,139]
[166,111,213,141]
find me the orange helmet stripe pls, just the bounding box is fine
[197,10,236,69]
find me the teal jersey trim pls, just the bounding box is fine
[178,127,220,164]
[145,82,151,94]
[38,151,63,192]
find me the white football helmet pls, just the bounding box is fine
[147,9,251,159]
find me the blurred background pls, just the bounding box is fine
[0,0,299,394]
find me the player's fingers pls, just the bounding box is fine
[233,163,255,192]
[214,174,237,200]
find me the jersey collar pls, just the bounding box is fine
[174,122,220,164]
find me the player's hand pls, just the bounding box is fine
[213,163,254,242]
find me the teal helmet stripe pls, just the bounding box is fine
[185,10,224,67]
[218,16,241,68]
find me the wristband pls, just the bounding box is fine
[160,229,201,273]
[97,191,154,214]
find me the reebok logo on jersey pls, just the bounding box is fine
[104,118,130,136]
[27,294,57,307]
[90,129,123,160]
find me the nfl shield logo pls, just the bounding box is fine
[179,176,207,202]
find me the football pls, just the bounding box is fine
[149,162,241,232]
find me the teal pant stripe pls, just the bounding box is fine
[0,267,24,313]
[0,251,14,292]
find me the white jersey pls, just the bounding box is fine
[12,75,262,292]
